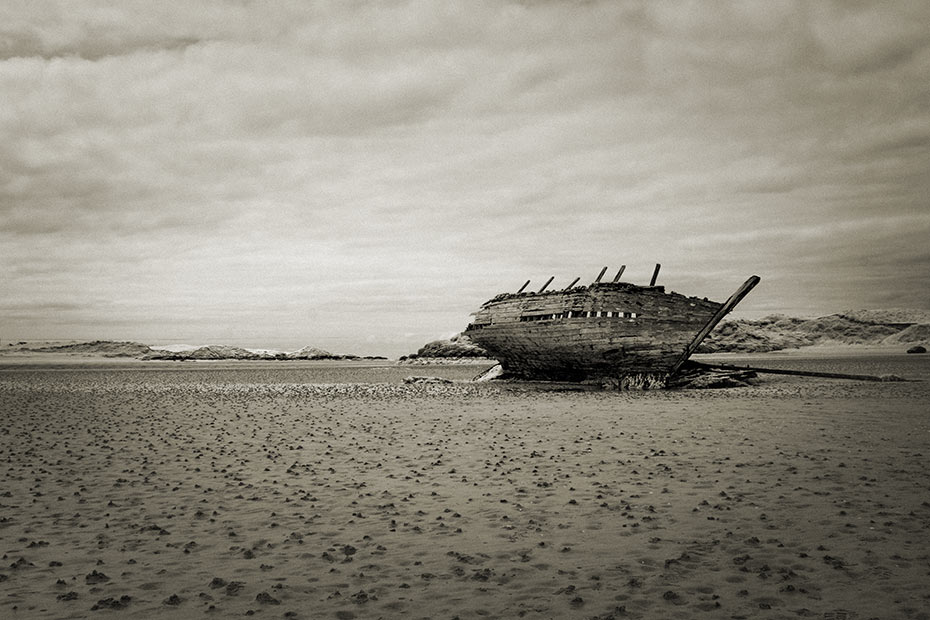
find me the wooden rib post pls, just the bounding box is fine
[594,266,608,283]
[516,280,531,294]
[538,276,555,293]
[670,275,761,375]
[611,265,626,283]
[649,263,661,286]
[564,277,580,290]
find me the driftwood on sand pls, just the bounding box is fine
[688,361,908,383]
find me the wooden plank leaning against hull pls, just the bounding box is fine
[670,275,761,375]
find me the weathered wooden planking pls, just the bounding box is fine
[468,277,757,380]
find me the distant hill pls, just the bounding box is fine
[698,311,930,353]
[3,341,378,361]
[143,345,369,361]
[26,340,155,357]
[143,344,260,360]
[837,308,930,324]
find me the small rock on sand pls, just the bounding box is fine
[255,591,280,604]
[91,595,131,610]
[85,570,109,584]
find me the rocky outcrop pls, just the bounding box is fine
[285,346,335,359]
[143,345,260,360]
[186,345,259,360]
[403,334,489,360]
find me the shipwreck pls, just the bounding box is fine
[465,265,760,386]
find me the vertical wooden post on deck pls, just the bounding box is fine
[611,265,626,283]
[594,266,608,283]
[649,263,661,286]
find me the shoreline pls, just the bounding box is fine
[1,344,922,375]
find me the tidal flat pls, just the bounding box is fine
[1,354,928,619]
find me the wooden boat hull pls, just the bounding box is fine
[466,277,759,381]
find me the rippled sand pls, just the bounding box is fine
[1,356,928,619]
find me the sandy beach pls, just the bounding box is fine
[1,354,928,619]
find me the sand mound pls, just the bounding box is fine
[882,323,930,344]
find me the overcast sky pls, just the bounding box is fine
[2,1,929,356]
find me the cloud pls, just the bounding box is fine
[1,1,929,355]
[806,0,930,74]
